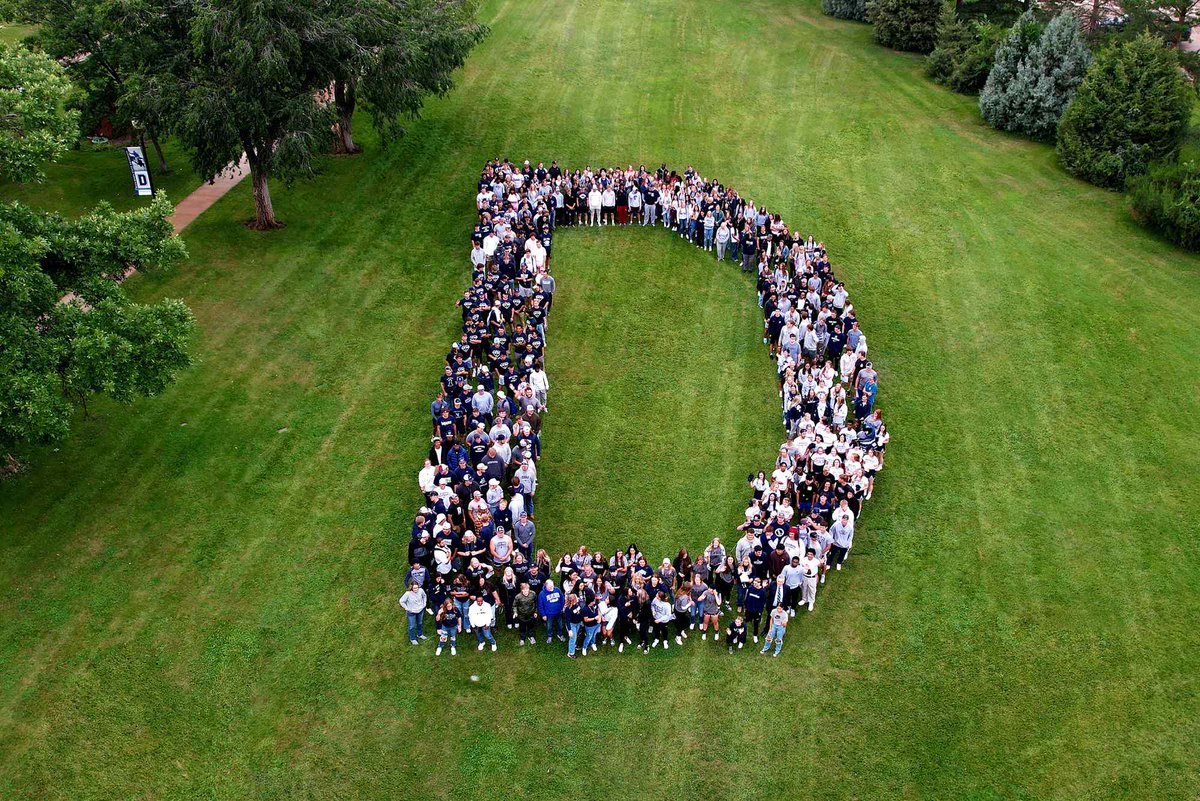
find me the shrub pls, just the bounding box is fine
[1057,34,1194,189]
[977,12,1091,139]
[927,10,1005,94]
[1129,160,1200,250]
[979,11,1042,130]
[867,0,941,53]
[823,0,869,23]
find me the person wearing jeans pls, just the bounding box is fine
[468,597,497,651]
[761,604,789,656]
[435,600,460,656]
[566,595,584,658]
[580,601,601,655]
[399,582,428,645]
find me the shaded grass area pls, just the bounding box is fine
[0,0,1198,798]
[0,138,200,217]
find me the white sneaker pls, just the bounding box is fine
[478,643,485,651]
[518,639,525,646]
[772,651,779,657]
[738,642,744,649]
[624,637,631,645]
[788,609,795,618]
[702,633,707,641]
[580,648,587,657]
[821,574,826,584]
[507,624,513,630]
[808,603,814,612]
[491,643,496,652]
[591,644,597,653]
[618,643,624,653]
[529,636,537,644]
[836,563,842,571]
[652,639,660,647]
[410,639,418,646]
[754,635,759,644]
[675,636,682,645]
[450,646,456,656]
[436,647,443,656]
[663,641,669,649]
[690,624,695,630]
[418,634,428,640]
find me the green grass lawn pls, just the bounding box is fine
[0,22,35,46]
[1,0,1199,798]
[0,137,200,217]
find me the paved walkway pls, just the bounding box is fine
[169,155,250,233]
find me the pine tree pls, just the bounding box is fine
[978,11,1043,131]
[867,0,942,53]
[1009,13,1092,140]
[823,0,869,23]
[927,9,974,85]
[1057,34,1194,189]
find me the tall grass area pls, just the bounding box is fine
[0,0,1197,798]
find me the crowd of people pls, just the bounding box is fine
[399,159,889,658]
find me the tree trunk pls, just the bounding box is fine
[332,79,361,155]
[150,134,171,174]
[249,163,283,230]
[1088,0,1101,32]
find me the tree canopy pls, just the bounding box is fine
[0,44,79,183]
[1057,33,1193,189]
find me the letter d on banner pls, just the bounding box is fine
[124,147,154,197]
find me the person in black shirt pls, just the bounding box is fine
[726,615,747,653]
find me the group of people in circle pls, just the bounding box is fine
[398,159,888,659]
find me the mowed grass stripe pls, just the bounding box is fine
[0,0,1198,798]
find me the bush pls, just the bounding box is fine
[927,10,1005,94]
[979,11,1042,130]
[977,12,1091,139]
[1057,34,1194,189]
[823,0,869,23]
[1129,160,1200,250]
[868,0,941,53]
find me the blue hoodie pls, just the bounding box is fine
[537,585,565,617]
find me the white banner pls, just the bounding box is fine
[124,146,153,197]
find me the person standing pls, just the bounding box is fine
[435,599,460,656]
[538,578,565,642]
[587,186,602,226]
[700,585,721,641]
[580,598,601,655]
[513,581,538,644]
[399,582,428,645]
[781,555,805,617]
[651,591,673,649]
[761,602,789,657]
[673,584,693,645]
[829,513,855,571]
[715,220,730,261]
[800,549,821,612]
[469,595,497,651]
[744,577,767,643]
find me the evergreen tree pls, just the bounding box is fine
[979,11,1043,131]
[929,11,1006,94]
[823,0,869,23]
[1057,34,1194,189]
[1009,13,1092,140]
[867,0,942,53]
[927,9,974,84]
